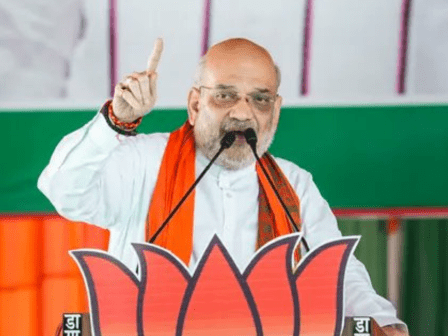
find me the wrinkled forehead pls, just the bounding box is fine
[203,42,278,92]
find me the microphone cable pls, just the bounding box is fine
[149,131,236,244]
[244,128,310,253]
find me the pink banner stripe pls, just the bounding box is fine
[301,0,314,96]
[201,0,212,56]
[396,0,412,94]
[332,207,448,219]
[109,0,118,97]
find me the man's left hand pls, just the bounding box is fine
[381,325,409,336]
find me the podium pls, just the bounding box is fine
[342,317,387,336]
[59,314,387,336]
[63,235,391,336]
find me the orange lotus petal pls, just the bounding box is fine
[133,244,190,336]
[179,236,260,336]
[295,238,358,336]
[244,235,299,335]
[71,251,139,336]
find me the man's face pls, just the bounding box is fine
[188,42,282,170]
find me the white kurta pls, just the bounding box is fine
[38,110,404,327]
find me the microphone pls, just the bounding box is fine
[244,128,310,252]
[149,131,236,244]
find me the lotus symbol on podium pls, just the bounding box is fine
[71,234,358,336]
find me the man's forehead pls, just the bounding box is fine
[202,38,278,90]
[206,38,273,59]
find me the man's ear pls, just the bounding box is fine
[187,87,200,126]
[273,95,282,122]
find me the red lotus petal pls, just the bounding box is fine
[180,237,259,336]
[295,239,357,336]
[71,251,139,336]
[245,236,298,335]
[135,245,190,336]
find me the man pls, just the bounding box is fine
[38,38,408,335]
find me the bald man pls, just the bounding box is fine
[38,38,408,335]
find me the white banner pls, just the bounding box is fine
[1,0,447,108]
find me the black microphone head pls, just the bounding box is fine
[244,128,257,149]
[220,131,236,149]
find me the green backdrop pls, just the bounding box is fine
[2,104,448,212]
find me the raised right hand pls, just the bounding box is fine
[112,38,164,123]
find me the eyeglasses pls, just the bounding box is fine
[198,86,277,112]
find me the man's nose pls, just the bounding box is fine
[229,96,253,120]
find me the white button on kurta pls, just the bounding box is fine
[191,152,259,272]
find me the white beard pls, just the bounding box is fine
[193,105,277,170]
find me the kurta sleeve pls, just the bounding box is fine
[37,105,168,231]
[275,158,406,329]
[298,170,406,328]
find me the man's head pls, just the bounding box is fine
[187,38,282,170]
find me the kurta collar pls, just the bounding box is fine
[195,150,257,189]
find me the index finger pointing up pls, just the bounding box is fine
[147,38,164,72]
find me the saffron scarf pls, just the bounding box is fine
[146,122,302,265]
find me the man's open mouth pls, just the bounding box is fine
[233,131,247,144]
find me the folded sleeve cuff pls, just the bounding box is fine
[87,103,123,151]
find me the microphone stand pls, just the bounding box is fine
[149,131,236,244]
[244,128,311,253]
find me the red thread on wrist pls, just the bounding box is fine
[107,102,142,130]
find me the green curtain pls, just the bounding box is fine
[2,105,448,212]
[337,219,388,298]
[401,219,448,336]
